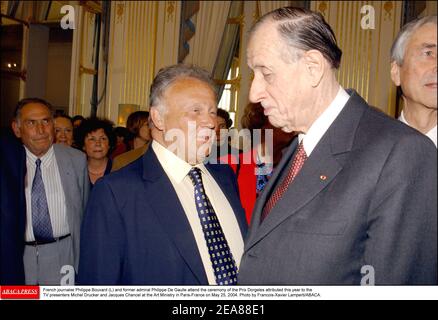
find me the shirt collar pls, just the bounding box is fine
[398,110,408,125]
[399,110,437,147]
[298,87,350,156]
[426,125,438,147]
[152,140,209,183]
[25,145,54,167]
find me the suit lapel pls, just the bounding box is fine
[141,148,208,284]
[245,90,367,251]
[246,141,343,250]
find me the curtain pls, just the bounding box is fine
[69,4,100,117]
[183,1,231,74]
[212,1,243,101]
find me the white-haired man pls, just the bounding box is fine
[391,15,437,147]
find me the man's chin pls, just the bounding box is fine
[267,116,285,129]
[186,146,211,164]
[187,154,207,165]
[423,97,437,110]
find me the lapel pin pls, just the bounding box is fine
[320,175,327,181]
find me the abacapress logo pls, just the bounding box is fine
[0,286,40,299]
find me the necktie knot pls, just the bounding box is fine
[36,158,42,167]
[295,141,307,161]
[188,167,203,186]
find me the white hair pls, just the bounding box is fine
[149,64,217,115]
[390,15,437,65]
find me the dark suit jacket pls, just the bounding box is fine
[238,90,437,285]
[0,131,26,284]
[78,146,247,285]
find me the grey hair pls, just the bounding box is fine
[390,15,437,65]
[249,7,342,69]
[149,64,217,114]
[14,97,53,123]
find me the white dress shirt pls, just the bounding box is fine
[298,87,351,155]
[152,141,244,285]
[399,111,437,148]
[25,145,69,241]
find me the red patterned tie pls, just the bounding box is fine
[261,142,307,222]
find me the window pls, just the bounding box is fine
[218,57,239,127]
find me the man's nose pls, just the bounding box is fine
[36,122,45,134]
[200,113,216,129]
[249,76,266,103]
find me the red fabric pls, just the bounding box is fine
[110,143,128,160]
[220,149,257,225]
[261,142,307,221]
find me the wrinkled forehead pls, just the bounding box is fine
[408,23,437,48]
[164,77,217,102]
[168,76,211,90]
[248,21,279,51]
[247,22,285,66]
[20,103,52,119]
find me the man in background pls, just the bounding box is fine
[11,98,89,285]
[0,128,26,284]
[390,15,437,147]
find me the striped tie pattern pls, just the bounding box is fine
[261,142,307,222]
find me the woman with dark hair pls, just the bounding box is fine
[72,115,85,128]
[216,108,233,139]
[111,111,151,172]
[126,111,150,149]
[75,117,116,185]
[110,126,131,159]
[54,114,74,147]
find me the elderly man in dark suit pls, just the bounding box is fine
[238,7,437,285]
[78,64,247,285]
[0,129,26,284]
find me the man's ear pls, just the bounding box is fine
[303,50,325,87]
[390,61,401,86]
[11,120,21,138]
[150,107,165,131]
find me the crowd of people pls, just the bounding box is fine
[0,8,436,286]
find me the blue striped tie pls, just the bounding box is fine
[31,159,54,242]
[188,167,238,285]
